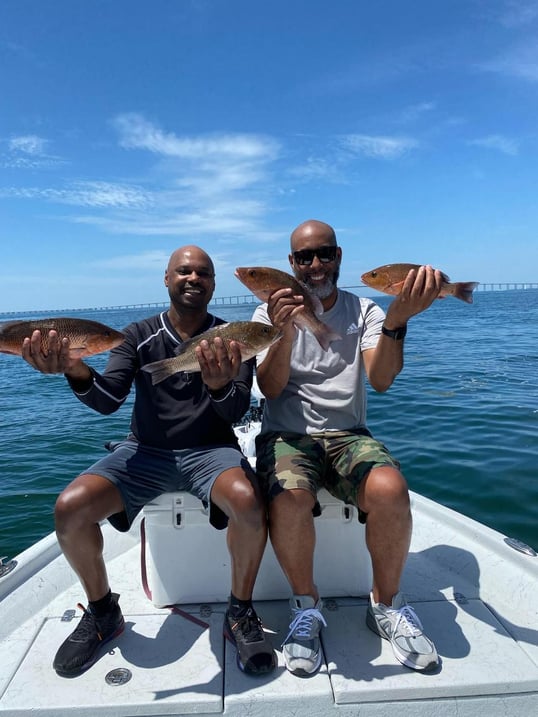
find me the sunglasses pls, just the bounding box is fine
[292,246,338,266]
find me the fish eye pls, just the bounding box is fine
[371,271,377,278]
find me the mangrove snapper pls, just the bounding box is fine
[142,321,282,385]
[234,267,342,350]
[361,263,479,304]
[0,317,125,357]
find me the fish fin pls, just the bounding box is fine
[0,347,21,355]
[453,281,479,304]
[313,324,343,351]
[298,280,324,317]
[311,295,324,317]
[386,280,405,294]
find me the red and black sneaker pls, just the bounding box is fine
[53,593,125,677]
[224,607,276,676]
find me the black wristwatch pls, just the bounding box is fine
[381,324,407,340]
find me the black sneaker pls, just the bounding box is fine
[224,607,276,676]
[53,593,125,677]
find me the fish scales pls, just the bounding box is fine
[0,317,125,357]
[361,263,479,304]
[142,321,282,385]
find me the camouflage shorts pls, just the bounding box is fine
[255,429,400,521]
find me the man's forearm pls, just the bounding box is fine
[256,337,293,399]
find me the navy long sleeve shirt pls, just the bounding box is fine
[66,311,253,450]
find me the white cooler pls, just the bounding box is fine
[142,488,373,607]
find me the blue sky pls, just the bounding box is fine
[1,0,537,312]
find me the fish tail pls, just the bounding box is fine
[453,281,479,304]
[142,360,176,385]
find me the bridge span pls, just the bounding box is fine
[0,283,537,319]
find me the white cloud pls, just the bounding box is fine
[0,181,152,209]
[2,134,65,169]
[112,113,279,160]
[398,102,436,124]
[288,156,345,183]
[71,202,267,236]
[480,41,538,81]
[90,250,170,270]
[54,113,282,239]
[339,134,419,159]
[469,134,519,155]
[0,117,422,248]
[8,135,48,155]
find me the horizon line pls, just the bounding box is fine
[1,282,537,318]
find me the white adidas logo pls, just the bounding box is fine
[346,322,360,335]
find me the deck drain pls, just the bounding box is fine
[105,668,132,686]
[200,604,212,617]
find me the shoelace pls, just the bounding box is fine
[282,607,327,646]
[232,609,265,644]
[391,605,423,637]
[70,603,104,641]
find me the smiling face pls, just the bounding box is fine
[289,220,342,307]
[165,245,216,311]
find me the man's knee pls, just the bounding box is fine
[214,470,265,525]
[360,466,410,511]
[55,475,120,529]
[55,485,88,532]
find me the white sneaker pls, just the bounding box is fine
[282,595,327,676]
[366,591,439,671]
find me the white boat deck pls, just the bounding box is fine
[1,491,538,717]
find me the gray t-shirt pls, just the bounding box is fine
[252,289,385,435]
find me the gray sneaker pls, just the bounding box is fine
[282,595,327,676]
[366,591,439,671]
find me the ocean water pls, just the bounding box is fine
[1,290,537,560]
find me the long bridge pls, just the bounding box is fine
[0,283,537,319]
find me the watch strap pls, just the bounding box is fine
[381,324,407,340]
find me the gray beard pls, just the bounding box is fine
[303,269,339,299]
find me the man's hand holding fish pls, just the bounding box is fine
[195,335,243,394]
[368,265,444,392]
[388,264,444,326]
[22,330,88,380]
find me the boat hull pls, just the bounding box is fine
[1,489,537,716]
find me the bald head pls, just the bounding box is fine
[164,245,216,313]
[290,220,336,252]
[167,245,215,275]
